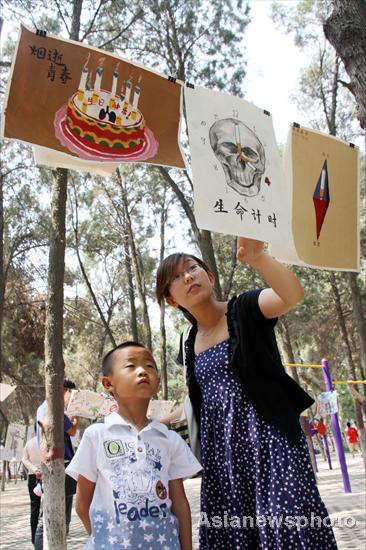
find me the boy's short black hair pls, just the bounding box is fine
[346,422,351,428]
[101,341,153,376]
[63,378,76,390]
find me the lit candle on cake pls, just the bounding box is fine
[78,53,90,101]
[109,63,119,109]
[120,85,126,104]
[116,85,125,125]
[82,75,92,113]
[93,58,105,105]
[130,77,141,121]
[123,79,132,110]
[94,58,105,90]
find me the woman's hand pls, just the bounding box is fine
[236,237,265,264]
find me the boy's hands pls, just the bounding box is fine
[236,237,265,264]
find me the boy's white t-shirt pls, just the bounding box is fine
[66,412,201,550]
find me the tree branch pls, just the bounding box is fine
[81,0,105,42]
[54,0,70,36]
[97,9,143,49]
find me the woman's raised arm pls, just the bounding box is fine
[237,236,304,319]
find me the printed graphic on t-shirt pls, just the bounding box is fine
[105,440,164,506]
[85,439,180,549]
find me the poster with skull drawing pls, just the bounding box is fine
[184,86,291,245]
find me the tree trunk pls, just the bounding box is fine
[348,272,366,396]
[198,230,223,300]
[41,168,68,550]
[0,408,8,491]
[322,4,366,469]
[71,183,116,347]
[323,0,366,129]
[159,184,168,399]
[122,224,139,341]
[98,182,138,342]
[300,416,317,479]
[74,243,116,347]
[277,317,322,398]
[276,317,300,384]
[328,273,357,378]
[328,272,366,470]
[116,169,152,349]
[277,318,322,467]
[222,238,238,300]
[0,173,4,382]
[41,4,84,546]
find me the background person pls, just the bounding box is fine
[346,421,359,457]
[22,435,42,545]
[34,378,79,548]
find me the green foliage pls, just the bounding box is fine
[271,0,332,48]
[125,0,250,96]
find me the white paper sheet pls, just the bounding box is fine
[185,86,291,246]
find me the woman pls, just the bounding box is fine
[156,237,337,549]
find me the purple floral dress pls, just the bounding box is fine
[195,340,337,550]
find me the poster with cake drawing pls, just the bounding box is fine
[184,86,292,246]
[2,25,186,173]
[270,126,360,271]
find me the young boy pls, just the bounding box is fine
[66,341,201,550]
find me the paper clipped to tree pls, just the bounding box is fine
[270,126,360,271]
[184,85,291,247]
[2,25,186,174]
[317,391,338,416]
[5,422,27,460]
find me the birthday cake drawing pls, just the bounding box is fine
[54,55,158,162]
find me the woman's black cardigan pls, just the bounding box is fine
[178,289,314,443]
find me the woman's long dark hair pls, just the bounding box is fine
[155,253,212,324]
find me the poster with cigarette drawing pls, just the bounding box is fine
[2,25,186,173]
[66,389,118,419]
[147,400,175,421]
[184,86,291,245]
[270,126,360,271]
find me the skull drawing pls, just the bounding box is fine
[209,118,265,197]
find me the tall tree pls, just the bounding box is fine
[272,0,366,466]
[115,169,153,349]
[127,0,251,298]
[70,182,117,347]
[158,182,169,399]
[39,4,80,549]
[41,166,69,550]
